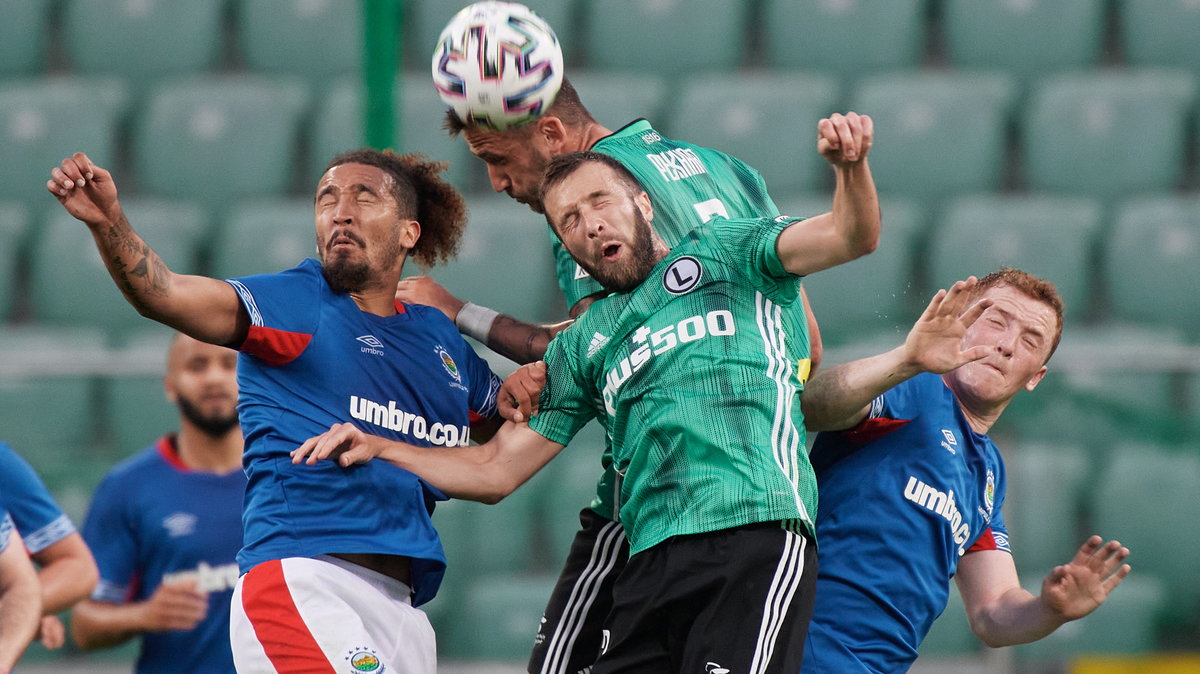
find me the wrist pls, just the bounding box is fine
[455,302,499,342]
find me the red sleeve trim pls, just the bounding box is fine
[968,527,1000,553]
[468,410,486,426]
[241,325,313,366]
[393,300,407,314]
[844,416,910,444]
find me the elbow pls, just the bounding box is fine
[847,232,879,261]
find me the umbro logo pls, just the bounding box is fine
[357,335,384,356]
[587,332,609,358]
[163,512,197,538]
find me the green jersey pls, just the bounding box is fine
[553,119,780,308]
[530,216,817,555]
[551,119,786,520]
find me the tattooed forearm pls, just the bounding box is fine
[100,214,172,313]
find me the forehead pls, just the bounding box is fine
[979,285,1058,333]
[545,162,624,206]
[319,162,393,191]
[464,128,528,159]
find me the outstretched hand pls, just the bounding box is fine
[498,361,547,423]
[46,152,121,227]
[396,276,466,322]
[291,422,382,467]
[817,112,873,167]
[903,277,994,375]
[1041,536,1131,621]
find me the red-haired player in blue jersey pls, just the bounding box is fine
[800,270,1131,673]
[48,149,503,674]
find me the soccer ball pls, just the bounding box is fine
[431,1,564,131]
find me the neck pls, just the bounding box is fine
[943,374,1006,435]
[174,424,243,473]
[578,122,613,151]
[349,285,400,316]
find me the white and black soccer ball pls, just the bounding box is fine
[431,1,564,131]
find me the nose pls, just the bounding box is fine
[581,210,605,238]
[330,195,355,224]
[487,165,510,193]
[994,331,1016,357]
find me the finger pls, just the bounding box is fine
[957,344,991,365]
[959,296,993,329]
[857,113,874,154]
[1071,535,1105,566]
[51,166,78,191]
[58,157,87,187]
[817,117,839,149]
[47,178,68,198]
[939,277,977,319]
[292,437,317,464]
[830,113,858,162]
[841,111,864,161]
[1102,564,1131,593]
[918,288,948,323]
[71,152,96,181]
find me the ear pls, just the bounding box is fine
[1023,365,1048,392]
[163,374,179,405]
[535,116,570,154]
[400,219,421,249]
[634,190,653,225]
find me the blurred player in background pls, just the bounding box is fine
[401,73,876,673]
[800,270,1130,673]
[48,148,502,674]
[0,512,41,670]
[0,442,98,650]
[296,144,880,672]
[73,333,243,673]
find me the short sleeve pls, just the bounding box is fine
[0,444,73,554]
[81,474,140,603]
[226,260,322,365]
[528,327,598,445]
[707,217,803,304]
[871,373,942,423]
[461,343,502,421]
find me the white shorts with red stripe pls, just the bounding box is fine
[230,555,436,674]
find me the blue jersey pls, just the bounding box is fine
[803,373,1010,673]
[0,442,75,554]
[82,437,245,674]
[227,259,501,606]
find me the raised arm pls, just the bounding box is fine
[776,112,881,277]
[292,420,564,504]
[803,278,993,431]
[48,153,248,345]
[956,536,1130,647]
[396,275,573,364]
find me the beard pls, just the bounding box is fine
[177,396,240,439]
[322,255,372,293]
[575,208,658,293]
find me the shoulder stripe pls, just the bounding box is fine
[227,279,263,327]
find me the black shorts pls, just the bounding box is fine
[528,507,629,674]
[592,520,817,674]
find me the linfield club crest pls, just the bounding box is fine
[436,345,462,383]
[345,646,384,673]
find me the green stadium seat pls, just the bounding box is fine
[762,0,926,77]
[309,73,477,194]
[210,199,316,280]
[1122,0,1200,71]
[30,199,207,338]
[582,0,750,75]
[1090,443,1200,625]
[568,71,670,131]
[0,77,128,203]
[1022,70,1196,199]
[668,71,841,194]
[778,195,924,345]
[62,0,225,84]
[1012,575,1165,660]
[409,0,578,67]
[918,583,979,659]
[428,193,564,324]
[0,202,28,321]
[0,0,53,76]
[103,328,179,454]
[849,72,1017,200]
[927,194,1102,322]
[538,420,611,563]
[1105,197,1200,334]
[134,76,309,210]
[1002,442,1088,574]
[0,326,106,458]
[235,0,362,86]
[444,572,557,660]
[943,0,1104,81]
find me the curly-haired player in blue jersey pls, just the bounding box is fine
[396,75,876,674]
[294,138,879,673]
[800,270,1131,673]
[47,148,504,674]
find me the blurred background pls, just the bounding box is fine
[1,0,1198,672]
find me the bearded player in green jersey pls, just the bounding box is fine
[397,78,875,674]
[297,127,879,670]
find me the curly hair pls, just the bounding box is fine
[971,267,1065,361]
[324,149,468,268]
